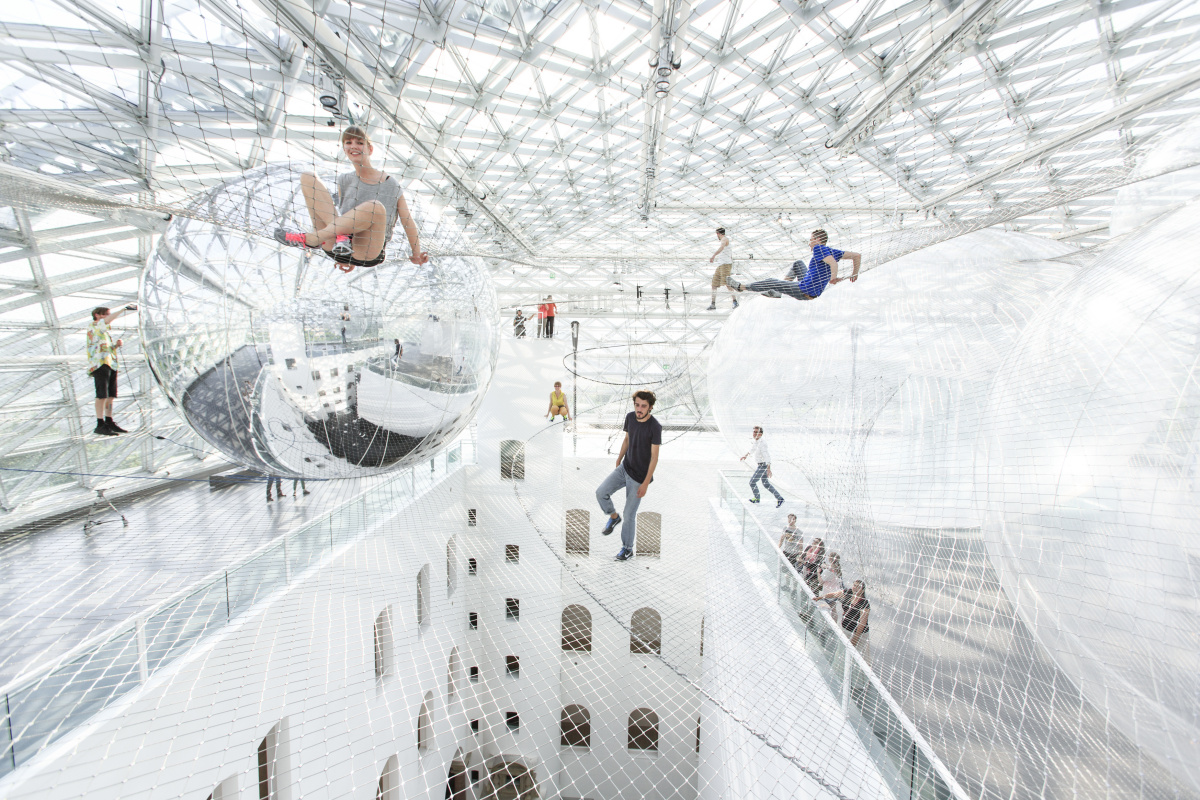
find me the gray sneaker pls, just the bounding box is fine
[726,276,743,291]
[763,290,782,298]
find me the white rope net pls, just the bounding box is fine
[2,0,1200,798]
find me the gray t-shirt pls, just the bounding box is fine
[780,526,803,556]
[336,172,403,245]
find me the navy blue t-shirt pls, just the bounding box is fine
[795,244,844,298]
[622,411,662,483]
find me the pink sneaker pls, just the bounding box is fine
[274,227,312,248]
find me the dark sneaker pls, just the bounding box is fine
[748,497,760,504]
[705,304,716,311]
[726,276,743,291]
[776,498,785,508]
[614,547,633,561]
[732,298,740,309]
[303,490,311,496]
[274,227,311,248]
[106,418,129,433]
[94,420,118,436]
[601,514,621,535]
[332,235,353,259]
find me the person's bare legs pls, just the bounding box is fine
[300,173,337,252]
[314,201,387,259]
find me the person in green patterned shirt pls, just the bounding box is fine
[87,304,137,436]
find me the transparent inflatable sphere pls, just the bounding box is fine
[978,201,1200,792]
[140,164,499,478]
[1110,115,1200,236]
[707,230,1077,530]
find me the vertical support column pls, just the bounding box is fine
[135,618,149,683]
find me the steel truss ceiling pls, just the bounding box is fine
[2,0,1200,514]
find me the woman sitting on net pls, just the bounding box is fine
[546,381,571,422]
[276,126,428,273]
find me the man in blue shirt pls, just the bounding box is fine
[727,229,861,301]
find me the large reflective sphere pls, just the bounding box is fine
[707,229,1077,529]
[978,202,1200,791]
[140,163,499,478]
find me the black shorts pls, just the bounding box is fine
[323,248,386,268]
[92,364,118,399]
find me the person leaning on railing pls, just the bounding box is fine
[778,514,803,572]
[821,579,871,664]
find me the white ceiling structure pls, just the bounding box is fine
[2,0,1200,513]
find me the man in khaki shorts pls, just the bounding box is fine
[708,227,738,311]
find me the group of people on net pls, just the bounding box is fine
[741,425,872,662]
[512,297,557,339]
[779,517,871,662]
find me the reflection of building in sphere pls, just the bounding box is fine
[140,163,498,478]
[708,229,1078,531]
[978,201,1200,792]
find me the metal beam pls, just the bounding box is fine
[920,62,1200,210]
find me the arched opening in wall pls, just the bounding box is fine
[636,511,661,557]
[468,557,478,575]
[506,654,520,676]
[417,692,434,752]
[376,754,399,800]
[561,604,592,652]
[256,718,290,800]
[448,647,461,700]
[207,776,238,800]
[630,607,661,655]
[505,544,519,563]
[374,606,394,680]
[447,536,458,596]
[560,704,591,748]
[484,758,537,800]
[695,715,701,753]
[565,509,589,555]
[628,708,659,752]
[446,755,468,800]
[500,440,525,480]
[417,565,430,629]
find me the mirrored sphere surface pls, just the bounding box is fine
[141,163,499,478]
[978,202,1200,792]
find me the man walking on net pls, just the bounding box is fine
[740,425,784,507]
[728,229,860,301]
[708,227,738,311]
[596,390,662,561]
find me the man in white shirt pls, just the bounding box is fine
[707,227,738,311]
[739,425,784,507]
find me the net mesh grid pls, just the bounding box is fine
[2,0,1200,797]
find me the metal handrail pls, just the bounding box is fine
[0,439,473,780]
[716,470,969,800]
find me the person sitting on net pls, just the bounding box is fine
[727,229,860,301]
[275,125,428,273]
[546,381,571,422]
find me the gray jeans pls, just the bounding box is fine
[751,463,783,502]
[595,463,642,550]
[745,279,812,301]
